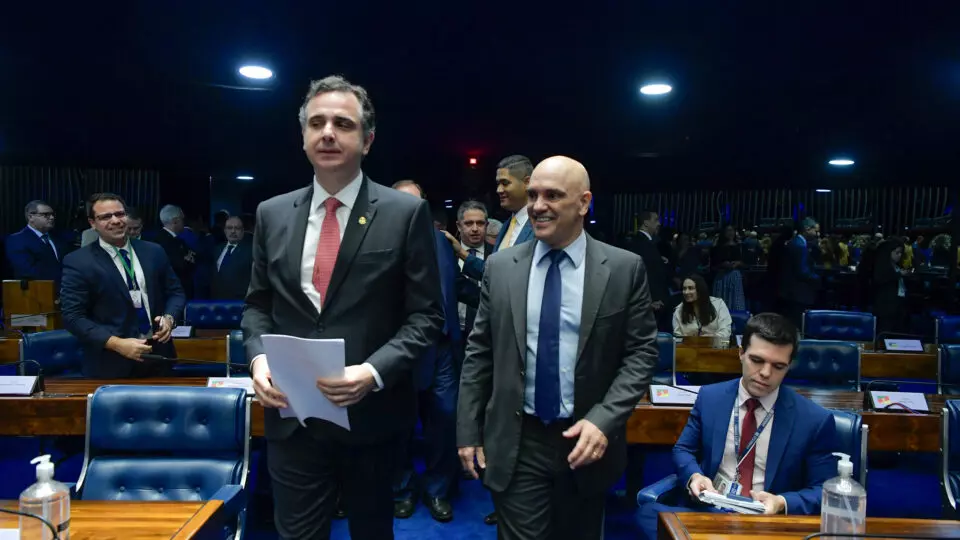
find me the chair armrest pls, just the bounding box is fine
[637,474,680,506]
[211,485,246,516]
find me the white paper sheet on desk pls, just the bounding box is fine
[260,334,350,431]
[0,529,18,540]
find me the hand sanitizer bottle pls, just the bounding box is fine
[820,452,866,540]
[19,455,70,540]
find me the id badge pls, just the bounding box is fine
[727,481,742,497]
[130,289,143,308]
[714,471,736,496]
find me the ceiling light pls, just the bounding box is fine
[816,189,831,193]
[828,159,854,166]
[639,84,672,96]
[238,66,273,80]
[236,175,254,181]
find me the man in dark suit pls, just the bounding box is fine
[457,156,659,539]
[210,216,253,300]
[60,193,186,378]
[636,313,839,539]
[154,204,197,299]
[390,179,462,522]
[778,217,821,329]
[448,200,492,340]
[5,200,68,286]
[629,210,671,331]
[241,75,444,540]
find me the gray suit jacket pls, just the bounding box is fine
[457,234,659,494]
[242,176,445,445]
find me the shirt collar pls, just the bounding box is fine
[311,170,364,212]
[533,229,587,269]
[163,227,177,237]
[640,230,652,241]
[797,235,807,246]
[99,237,131,258]
[512,205,529,226]
[738,378,779,413]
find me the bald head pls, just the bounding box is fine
[527,156,593,249]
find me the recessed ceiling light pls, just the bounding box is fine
[828,159,854,166]
[640,84,672,95]
[816,189,831,193]
[238,65,273,80]
[236,175,254,180]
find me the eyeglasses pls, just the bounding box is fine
[95,211,127,222]
[30,212,55,218]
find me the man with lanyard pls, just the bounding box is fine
[61,193,186,378]
[636,313,840,540]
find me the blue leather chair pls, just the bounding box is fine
[75,386,251,539]
[803,310,876,342]
[227,330,248,376]
[941,400,960,519]
[940,345,960,395]
[654,332,675,385]
[730,310,751,337]
[785,340,861,391]
[183,301,245,330]
[938,316,960,345]
[637,409,868,506]
[19,329,84,377]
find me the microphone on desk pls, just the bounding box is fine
[6,359,45,392]
[872,331,928,353]
[861,379,940,413]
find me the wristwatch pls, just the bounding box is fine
[162,314,176,329]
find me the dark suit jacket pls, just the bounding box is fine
[60,240,186,378]
[154,229,196,298]
[456,243,493,337]
[673,379,838,515]
[241,177,445,445]
[457,235,659,494]
[415,230,463,390]
[210,239,253,300]
[629,232,670,303]
[778,236,819,305]
[5,227,68,286]
[461,216,533,281]
[872,260,904,316]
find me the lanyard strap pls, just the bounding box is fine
[733,399,774,471]
[115,247,139,290]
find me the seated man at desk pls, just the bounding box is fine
[637,312,839,539]
[61,193,186,378]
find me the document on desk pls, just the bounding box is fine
[0,529,18,540]
[260,334,350,430]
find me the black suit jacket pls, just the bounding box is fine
[154,230,196,298]
[629,233,670,303]
[5,227,69,286]
[60,240,186,377]
[210,239,253,300]
[778,236,820,305]
[456,243,493,337]
[241,176,445,445]
[457,235,659,494]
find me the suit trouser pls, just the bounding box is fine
[492,414,605,540]
[394,342,460,500]
[267,426,401,540]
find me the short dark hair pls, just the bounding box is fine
[497,155,533,180]
[742,313,800,360]
[24,200,52,219]
[639,210,659,223]
[391,179,425,199]
[298,75,376,137]
[457,200,488,222]
[86,193,126,220]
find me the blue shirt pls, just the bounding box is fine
[524,231,587,418]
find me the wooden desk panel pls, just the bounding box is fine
[0,339,19,364]
[0,500,223,540]
[658,512,960,539]
[0,338,226,366]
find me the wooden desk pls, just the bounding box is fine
[0,500,224,540]
[0,380,943,451]
[675,344,938,380]
[657,512,960,539]
[0,337,226,365]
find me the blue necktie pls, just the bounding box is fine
[219,244,236,272]
[535,250,565,422]
[119,249,152,335]
[41,234,57,261]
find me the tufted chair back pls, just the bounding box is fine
[803,310,876,342]
[20,329,84,376]
[786,340,861,391]
[183,301,245,329]
[938,316,960,345]
[729,310,751,336]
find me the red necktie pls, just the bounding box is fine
[737,398,760,497]
[312,197,343,306]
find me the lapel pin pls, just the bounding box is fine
[358,216,367,226]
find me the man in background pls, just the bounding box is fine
[778,217,820,329]
[485,218,503,249]
[125,208,144,240]
[6,200,68,286]
[154,204,197,299]
[629,210,671,331]
[210,216,253,300]
[449,200,490,342]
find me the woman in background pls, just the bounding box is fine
[673,274,733,339]
[711,224,746,311]
[873,239,909,335]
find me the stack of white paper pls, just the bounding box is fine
[699,491,765,514]
[260,334,350,430]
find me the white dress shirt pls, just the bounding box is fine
[98,237,152,320]
[457,243,485,330]
[503,206,530,249]
[717,379,779,496]
[523,231,587,418]
[672,297,733,339]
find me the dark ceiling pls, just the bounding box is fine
[1,1,959,199]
